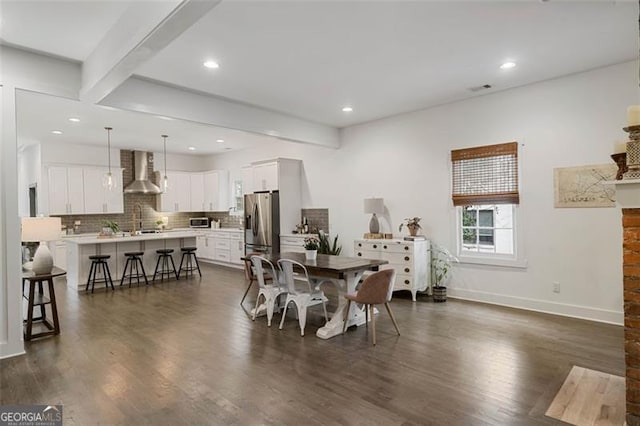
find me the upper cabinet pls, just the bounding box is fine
[160,171,191,212]
[252,162,279,192]
[48,165,125,215]
[159,169,228,213]
[190,173,205,212]
[203,170,229,212]
[245,158,302,235]
[82,167,124,214]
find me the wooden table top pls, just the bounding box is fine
[22,266,67,281]
[245,252,388,279]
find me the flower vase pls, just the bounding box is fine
[305,249,317,261]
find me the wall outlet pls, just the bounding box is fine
[553,281,560,293]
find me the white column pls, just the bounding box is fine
[0,84,25,358]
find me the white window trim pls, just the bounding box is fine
[453,204,527,268]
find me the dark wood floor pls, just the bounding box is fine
[1,263,624,425]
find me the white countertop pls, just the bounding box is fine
[65,230,203,245]
[280,233,317,238]
[204,228,244,233]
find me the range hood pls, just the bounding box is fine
[124,151,162,194]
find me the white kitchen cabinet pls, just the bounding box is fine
[203,170,229,211]
[47,166,85,215]
[49,240,67,270]
[230,233,244,264]
[196,230,243,267]
[248,159,302,238]
[241,166,253,195]
[190,173,205,211]
[82,167,124,214]
[280,234,316,253]
[160,171,191,212]
[354,238,430,302]
[252,162,279,192]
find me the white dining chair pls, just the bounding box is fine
[251,256,287,327]
[277,259,328,336]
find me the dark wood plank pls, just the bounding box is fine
[1,263,623,425]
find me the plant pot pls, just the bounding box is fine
[102,227,113,236]
[408,225,419,236]
[305,249,317,261]
[432,286,447,303]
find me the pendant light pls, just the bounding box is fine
[103,127,115,191]
[162,134,169,192]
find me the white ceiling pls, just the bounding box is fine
[1,0,638,140]
[0,1,132,61]
[16,90,268,154]
[136,1,638,127]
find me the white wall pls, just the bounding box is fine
[204,61,639,324]
[1,46,81,359]
[17,144,41,217]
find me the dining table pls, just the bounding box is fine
[250,252,388,339]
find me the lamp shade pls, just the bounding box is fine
[21,217,61,242]
[364,198,384,214]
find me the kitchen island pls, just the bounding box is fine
[65,231,202,290]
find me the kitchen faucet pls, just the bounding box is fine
[133,203,143,233]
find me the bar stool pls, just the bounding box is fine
[120,252,149,287]
[153,248,179,282]
[85,254,114,293]
[178,247,201,278]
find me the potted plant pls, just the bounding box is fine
[304,236,319,260]
[317,231,342,255]
[430,244,458,302]
[399,217,422,236]
[101,220,120,236]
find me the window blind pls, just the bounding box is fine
[451,141,519,206]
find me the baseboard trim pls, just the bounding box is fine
[0,341,26,360]
[447,288,623,325]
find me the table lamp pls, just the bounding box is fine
[364,198,384,234]
[21,217,61,274]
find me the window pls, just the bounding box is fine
[460,204,514,255]
[451,142,525,267]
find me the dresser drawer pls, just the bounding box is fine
[380,242,413,253]
[354,250,380,260]
[229,233,243,241]
[214,232,231,239]
[354,241,383,251]
[381,263,413,275]
[383,252,413,264]
[393,275,414,289]
[281,244,305,253]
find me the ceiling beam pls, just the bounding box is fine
[80,0,220,104]
[100,77,340,148]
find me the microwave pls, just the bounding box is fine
[189,217,210,228]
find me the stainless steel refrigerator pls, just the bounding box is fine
[245,192,280,254]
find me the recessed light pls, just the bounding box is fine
[68,117,80,122]
[51,130,63,135]
[203,60,219,69]
[188,146,196,151]
[500,62,517,70]
[342,106,353,112]
[216,139,224,143]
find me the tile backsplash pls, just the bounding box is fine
[55,150,242,233]
[301,208,329,234]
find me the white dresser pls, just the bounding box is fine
[353,238,430,301]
